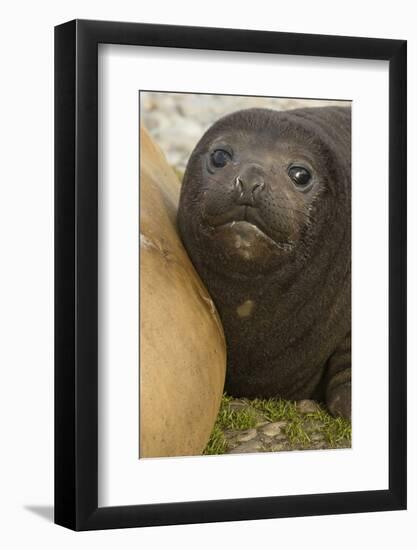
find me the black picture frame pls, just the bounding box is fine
[55,19,407,531]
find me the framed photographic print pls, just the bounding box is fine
[54,19,407,530]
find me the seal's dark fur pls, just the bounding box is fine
[178,106,351,419]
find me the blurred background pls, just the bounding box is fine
[141,92,351,173]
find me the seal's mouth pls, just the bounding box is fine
[214,206,276,244]
[205,204,295,253]
[218,220,277,246]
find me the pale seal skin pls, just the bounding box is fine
[177,106,351,420]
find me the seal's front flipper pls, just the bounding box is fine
[325,334,351,421]
[327,380,351,421]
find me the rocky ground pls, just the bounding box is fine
[141,92,352,455]
[225,401,349,454]
[204,396,351,455]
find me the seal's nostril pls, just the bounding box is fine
[252,181,265,194]
[234,173,265,206]
[235,176,243,193]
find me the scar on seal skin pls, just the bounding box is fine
[237,299,255,318]
[178,106,351,421]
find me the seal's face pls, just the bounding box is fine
[202,133,318,255]
[178,108,346,276]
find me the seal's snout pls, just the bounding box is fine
[234,165,265,206]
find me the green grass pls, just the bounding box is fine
[203,395,258,455]
[216,395,259,431]
[251,397,298,422]
[203,422,228,455]
[203,394,352,455]
[311,408,352,446]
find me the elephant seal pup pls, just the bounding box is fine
[177,106,351,420]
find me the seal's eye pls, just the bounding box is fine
[288,165,312,188]
[211,149,232,168]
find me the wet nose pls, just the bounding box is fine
[234,170,265,206]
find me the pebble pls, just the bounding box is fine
[229,400,249,411]
[303,419,325,432]
[229,440,262,454]
[270,443,287,452]
[255,421,269,428]
[236,429,257,442]
[310,433,325,442]
[296,400,322,414]
[260,421,287,437]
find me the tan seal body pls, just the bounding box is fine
[140,127,226,458]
